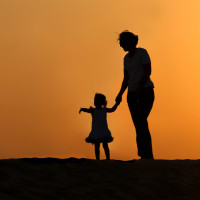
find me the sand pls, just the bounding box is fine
[0,158,200,200]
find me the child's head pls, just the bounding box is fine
[94,93,107,108]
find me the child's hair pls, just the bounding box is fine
[94,93,107,107]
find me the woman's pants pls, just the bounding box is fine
[127,87,154,159]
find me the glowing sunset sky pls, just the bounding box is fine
[1,0,200,159]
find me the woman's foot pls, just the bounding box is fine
[140,157,154,160]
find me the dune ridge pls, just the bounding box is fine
[0,158,200,200]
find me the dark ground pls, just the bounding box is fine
[0,158,200,200]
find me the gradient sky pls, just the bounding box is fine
[1,0,200,159]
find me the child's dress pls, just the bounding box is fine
[85,107,113,144]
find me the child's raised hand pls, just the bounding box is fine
[79,108,82,114]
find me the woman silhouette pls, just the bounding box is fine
[115,31,155,159]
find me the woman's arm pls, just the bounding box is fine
[106,102,119,113]
[79,108,92,114]
[115,69,129,104]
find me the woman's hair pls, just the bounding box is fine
[94,93,107,107]
[118,30,138,47]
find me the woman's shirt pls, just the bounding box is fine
[124,47,154,92]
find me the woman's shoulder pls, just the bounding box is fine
[137,47,148,53]
[136,48,150,59]
[124,48,148,59]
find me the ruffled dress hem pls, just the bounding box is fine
[85,136,113,144]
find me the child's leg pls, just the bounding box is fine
[103,142,110,160]
[94,142,100,160]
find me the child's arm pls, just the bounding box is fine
[79,107,92,114]
[106,102,119,113]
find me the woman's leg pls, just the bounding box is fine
[103,142,110,160]
[127,88,154,159]
[94,142,100,160]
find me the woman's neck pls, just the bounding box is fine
[128,47,137,57]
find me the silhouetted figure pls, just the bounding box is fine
[79,93,119,160]
[115,31,155,159]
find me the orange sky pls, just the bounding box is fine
[0,0,200,160]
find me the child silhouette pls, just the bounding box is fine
[79,93,119,160]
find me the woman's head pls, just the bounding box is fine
[94,93,107,108]
[118,31,138,51]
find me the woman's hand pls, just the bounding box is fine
[115,94,122,104]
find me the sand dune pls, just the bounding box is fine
[0,158,200,200]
